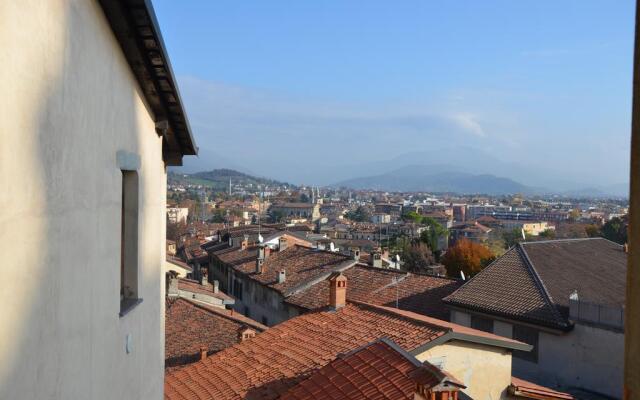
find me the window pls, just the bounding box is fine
[120,170,140,316]
[470,315,494,333]
[513,325,539,363]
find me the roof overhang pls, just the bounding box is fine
[98,0,198,166]
[411,330,534,354]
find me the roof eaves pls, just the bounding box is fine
[98,0,197,165]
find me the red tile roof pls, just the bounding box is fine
[509,377,574,400]
[279,339,464,400]
[285,265,461,320]
[164,301,527,400]
[165,298,267,371]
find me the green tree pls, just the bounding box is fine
[345,206,370,222]
[538,228,556,239]
[402,241,436,273]
[601,217,628,244]
[502,228,527,248]
[419,217,448,258]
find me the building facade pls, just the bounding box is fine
[0,1,196,399]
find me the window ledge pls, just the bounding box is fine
[119,298,143,318]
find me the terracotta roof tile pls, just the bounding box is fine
[285,265,461,319]
[510,377,574,400]
[165,298,267,371]
[164,303,448,400]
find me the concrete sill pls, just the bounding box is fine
[119,298,143,318]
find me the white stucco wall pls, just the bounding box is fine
[415,341,513,400]
[0,1,166,399]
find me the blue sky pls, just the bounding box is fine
[153,0,634,189]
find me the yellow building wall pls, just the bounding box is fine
[415,341,513,400]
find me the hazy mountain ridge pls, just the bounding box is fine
[169,169,295,190]
[333,165,530,194]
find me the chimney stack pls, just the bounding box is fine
[256,258,264,274]
[277,270,286,284]
[238,326,256,343]
[166,271,179,297]
[199,346,208,361]
[200,269,208,286]
[349,247,360,261]
[329,272,347,310]
[213,280,219,294]
[279,236,288,251]
[371,247,382,268]
[241,234,249,250]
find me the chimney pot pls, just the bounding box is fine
[277,270,286,284]
[329,273,347,309]
[279,236,288,251]
[166,271,179,297]
[213,280,219,294]
[199,346,208,361]
[241,234,249,250]
[256,258,264,274]
[238,326,256,342]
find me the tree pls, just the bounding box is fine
[538,228,556,239]
[441,239,495,278]
[401,241,435,273]
[403,211,422,223]
[299,193,310,203]
[601,217,628,244]
[345,206,370,222]
[584,224,600,238]
[419,217,448,259]
[502,228,527,248]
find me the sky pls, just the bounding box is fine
[152,0,635,189]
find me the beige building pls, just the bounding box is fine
[0,1,196,399]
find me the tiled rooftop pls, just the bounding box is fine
[177,278,233,301]
[443,238,626,330]
[285,265,461,320]
[279,339,463,400]
[230,245,355,296]
[164,301,525,400]
[165,298,267,371]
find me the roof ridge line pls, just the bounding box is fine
[178,297,267,331]
[350,301,452,334]
[516,244,568,326]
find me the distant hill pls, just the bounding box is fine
[334,165,530,195]
[169,169,294,191]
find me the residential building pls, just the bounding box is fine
[371,212,392,224]
[444,238,625,398]
[0,1,196,399]
[449,221,492,244]
[270,202,321,222]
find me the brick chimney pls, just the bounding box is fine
[199,269,208,286]
[199,346,208,361]
[329,272,347,309]
[238,326,256,343]
[256,257,264,274]
[279,236,288,251]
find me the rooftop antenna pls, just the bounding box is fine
[229,178,232,197]
[258,191,262,242]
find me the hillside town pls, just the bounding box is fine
[2,1,639,400]
[165,176,628,399]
